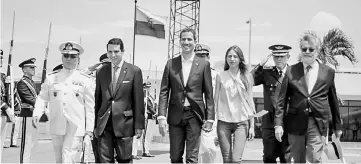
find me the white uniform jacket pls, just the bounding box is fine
[33,69,95,136]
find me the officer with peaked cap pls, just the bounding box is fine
[12,58,38,163]
[194,43,219,163]
[15,58,40,163]
[80,53,110,77]
[32,41,94,163]
[194,43,217,90]
[251,44,291,163]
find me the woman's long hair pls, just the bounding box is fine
[224,45,253,91]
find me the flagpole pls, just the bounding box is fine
[132,0,138,64]
[248,17,252,66]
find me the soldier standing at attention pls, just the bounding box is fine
[17,58,39,163]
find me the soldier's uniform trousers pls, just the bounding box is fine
[51,121,82,163]
[10,116,21,145]
[0,115,10,161]
[20,116,39,163]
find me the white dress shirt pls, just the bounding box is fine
[303,61,319,94]
[112,60,124,85]
[276,65,288,78]
[181,54,195,106]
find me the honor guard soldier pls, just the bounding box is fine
[251,44,291,163]
[142,82,157,158]
[1,70,15,161]
[16,58,39,163]
[32,41,95,163]
[131,82,157,160]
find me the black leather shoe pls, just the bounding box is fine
[131,155,142,160]
[142,153,155,157]
[10,145,19,148]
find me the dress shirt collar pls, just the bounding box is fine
[181,53,195,63]
[276,65,287,74]
[112,59,124,69]
[302,60,318,70]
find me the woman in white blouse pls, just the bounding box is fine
[214,45,256,163]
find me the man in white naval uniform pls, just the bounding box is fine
[32,41,95,163]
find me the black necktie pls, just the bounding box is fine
[305,65,312,88]
[279,70,283,77]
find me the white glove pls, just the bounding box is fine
[5,108,15,123]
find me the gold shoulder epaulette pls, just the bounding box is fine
[79,71,92,78]
[263,66,273,69]
[48,70,60,75]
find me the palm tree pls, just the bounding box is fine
[318,28,357,68]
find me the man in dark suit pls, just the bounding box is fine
[158,28,215,163]
[252,44,291,163]
[275,33,342,163]
[17,58,39,163]
[94,38,145,163]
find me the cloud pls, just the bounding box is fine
[309,11,342,36]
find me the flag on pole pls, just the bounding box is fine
[135,7,166,39]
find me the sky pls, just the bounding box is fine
[1,0,361,79]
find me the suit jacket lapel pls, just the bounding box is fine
[102,63,113,95]
[297,62,309,96]
[114,62,128,95]
[186,57,199,87]
[175,56,185,88]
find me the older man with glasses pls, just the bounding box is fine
[32,41,95,163]
[274,34,342,163]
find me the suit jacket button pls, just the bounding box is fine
[181,100,184,103]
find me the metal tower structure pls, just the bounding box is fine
[168,0,200,59]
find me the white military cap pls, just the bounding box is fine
[59,41,84,55]
[194,43,211,54]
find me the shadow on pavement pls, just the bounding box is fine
[242,160,264,163]
[149,150,169,156]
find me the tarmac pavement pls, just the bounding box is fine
[2,137,361,163]
[2,123,361,163]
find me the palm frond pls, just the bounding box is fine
[320,28,358,68]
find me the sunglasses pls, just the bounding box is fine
[301,48,315,53]
[196,53,209,57]
[62,54,78,59]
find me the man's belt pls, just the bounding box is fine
[184,106,192,111]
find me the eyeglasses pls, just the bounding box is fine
[62,54,78,59]
[301,48,315,53]
[196,53,209,57]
